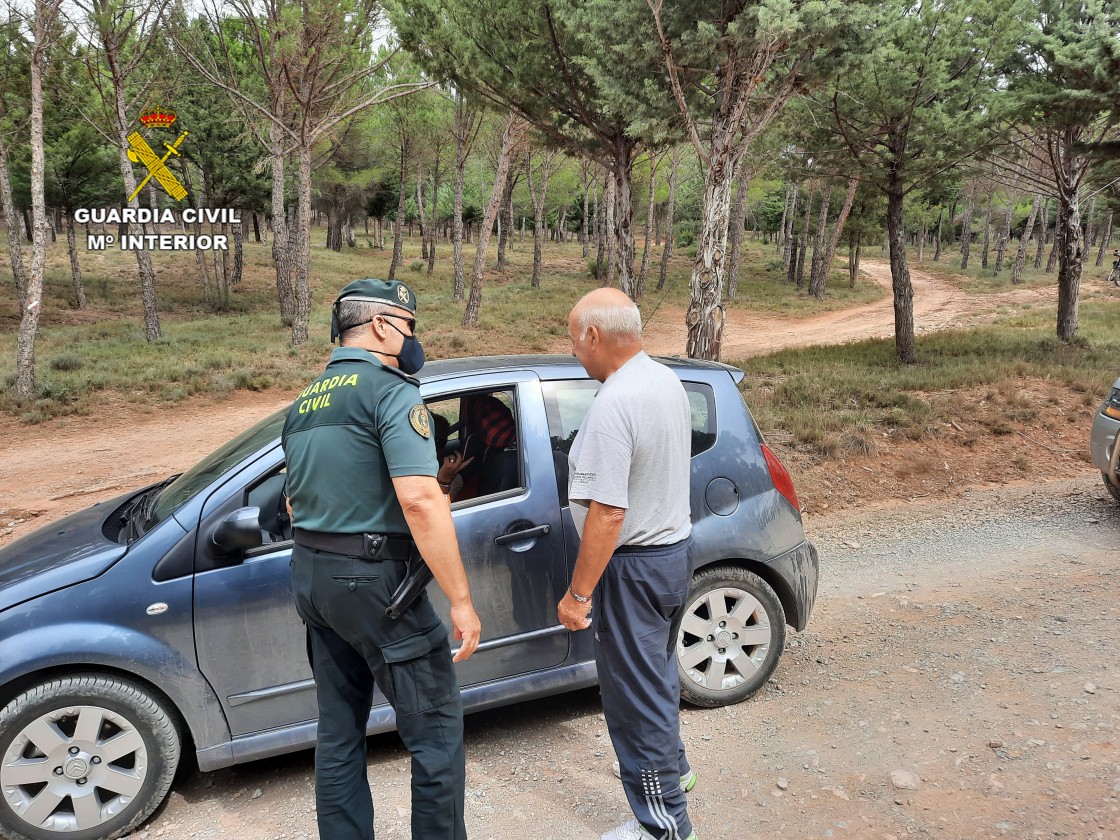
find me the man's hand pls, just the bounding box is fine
[450,602,482,662]
[557,589,592,631]
[437,450,474,485]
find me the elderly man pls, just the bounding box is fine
[283,278,480,840]
[557,288,699,840]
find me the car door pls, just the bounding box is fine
[421,371,569,687]
[191,372,568,737]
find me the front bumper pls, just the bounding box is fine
[766,539,819,632]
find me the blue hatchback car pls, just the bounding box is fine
[0,356,818,840]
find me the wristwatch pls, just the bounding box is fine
[569,586,592,603]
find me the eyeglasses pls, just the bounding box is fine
[378,313,416,334]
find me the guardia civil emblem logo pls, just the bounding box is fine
[408,405,431,439]
[397,285,410,305]
[126,109,189,202]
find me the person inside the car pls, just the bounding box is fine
[450,393,518,500]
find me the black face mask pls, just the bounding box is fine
[382,319,426,375]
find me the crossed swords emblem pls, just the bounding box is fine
[126,129,189,202]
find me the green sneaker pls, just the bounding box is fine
[682,769,698,793]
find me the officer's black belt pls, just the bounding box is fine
[293,528,413,561]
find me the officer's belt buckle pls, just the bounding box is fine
[362,533,385,560]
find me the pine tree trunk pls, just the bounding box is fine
[849,231,861,289]
[1046,236,1059,273]
[388,140,408,282]
[685,142,735,360]
[726,170,750,300]
[464,114,526,327]
[981,193,992,269]
[1011,194,1041,285]
[269,116,295,325]
[605,175,617,287]
[612,136,636,297]
[777,183,791,255]
[496,174,514,271]
[65,211,86,308]
[658,147,682,292]
[960,198,974,269]
[781,183,799,273]
[452,142,468,301]
[1055,190,1083,341]
[0,135,28,316]
[1095,210,1113,267]
[933,207,943,262]
[1035,197,1050,269]
[917,218,926,263]
[232,220,245,285]
[594,179,606,281]
[994,196,1014,273]
[808,185,832,299]
[107,46,160,341]
[416,170,428,261]
[427,163,440,275]
[787,236,800,285]
[291,142,313,344]
[580,159,591,259]
[526,151,554,290]
[818,176,859,295]
[636,154,658,298]
[16,0,55,397]
[886,177,916,364]
[796,186,812,291]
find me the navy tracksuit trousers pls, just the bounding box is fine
[594,539,695,840]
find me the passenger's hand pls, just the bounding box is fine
[450,602,481,662]
[557,591,592,632]
[438,451,474,485]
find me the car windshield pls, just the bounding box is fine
[145,408,288,528]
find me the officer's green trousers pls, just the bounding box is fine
[291,545,467,840]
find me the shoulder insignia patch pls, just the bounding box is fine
[409,404,431,439]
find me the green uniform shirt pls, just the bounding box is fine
[281,347,438,535]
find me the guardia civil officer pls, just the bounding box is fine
[282,279,481,840]
[557,288,699,840]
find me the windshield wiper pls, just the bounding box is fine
[139,476,180,526]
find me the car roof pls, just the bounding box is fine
[418,354,744,383]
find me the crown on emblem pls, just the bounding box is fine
[139,109,176,129]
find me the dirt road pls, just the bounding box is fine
[611,258,1053,362]
[123,475,1120,840]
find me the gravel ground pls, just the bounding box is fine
[130,472,1119,840]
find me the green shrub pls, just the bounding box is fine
[409,260,424,272]
[50,355,84,372]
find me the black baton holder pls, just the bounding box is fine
[385,545,434,619]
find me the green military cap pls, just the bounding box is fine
[331,278,417,342]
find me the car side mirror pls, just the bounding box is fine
[211,506,263,553]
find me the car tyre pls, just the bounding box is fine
[1103,472,1120,504]
[0,674,180,840]
[677,565,787,708]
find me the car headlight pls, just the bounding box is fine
[1104,388,1120,421]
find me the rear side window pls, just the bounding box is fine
[542,379,716,505]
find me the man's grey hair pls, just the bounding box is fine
[339,299,399,341]
[575,300,642,339]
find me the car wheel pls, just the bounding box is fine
[677,565,787,708]
[1103,472,1120,504]
[0,675,180,840]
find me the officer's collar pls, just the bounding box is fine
[327,346,420,384]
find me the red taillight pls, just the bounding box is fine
[761,443,801,513]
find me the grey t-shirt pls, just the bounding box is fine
[568,351,692,546]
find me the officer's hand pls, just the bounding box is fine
[450,603,481,662]
[557,591,592,632]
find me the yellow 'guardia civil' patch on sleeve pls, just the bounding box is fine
[408,404,431,439]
